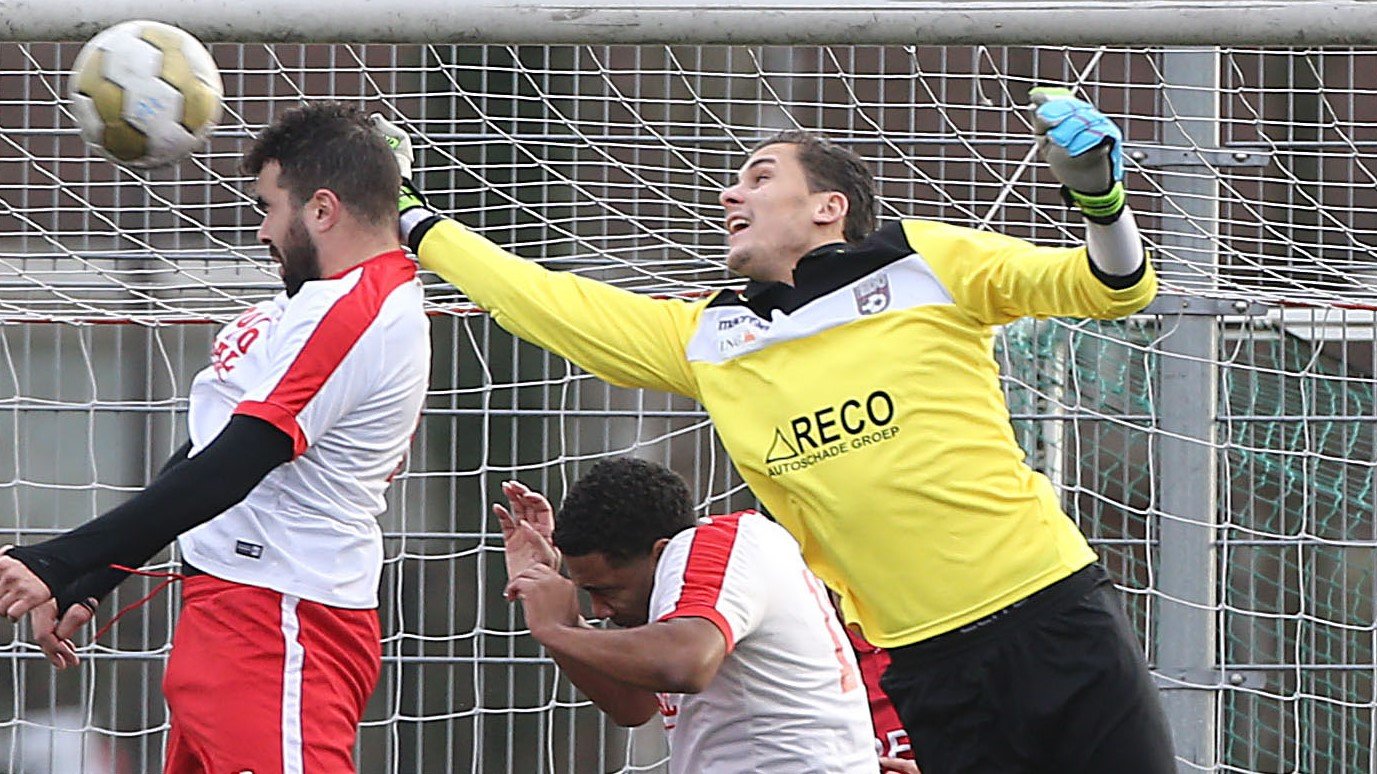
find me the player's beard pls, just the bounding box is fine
[274,214,322,297]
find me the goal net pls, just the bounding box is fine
[1,35,1375,774]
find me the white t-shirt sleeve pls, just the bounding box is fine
[233,275,381,457]
[651,514,767,653]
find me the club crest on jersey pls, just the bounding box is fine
[853,273,891,316]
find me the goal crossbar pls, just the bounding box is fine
[4,0,1377,44]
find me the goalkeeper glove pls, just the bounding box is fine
[1028,87,1126,223]
[369,111,413,180]
[369,112,440,248]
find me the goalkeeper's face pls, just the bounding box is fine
[565,550,659,628]
[720,142,843,284]
[254,161,323,297]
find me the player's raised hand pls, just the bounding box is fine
[0,545,55,621]
[499,480,556,542]
[1028,87,1126,222]
[30,598,93,669]
[505,564,579,636]
[494,480,562,594]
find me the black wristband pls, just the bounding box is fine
[1086,249,1147,290]
[406,212,444,255]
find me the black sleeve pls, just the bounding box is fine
[49,438,199,612]
[156,439,195,478]
[7,416,293,601]
[1087,252,1147,291]
[54,567,135,614]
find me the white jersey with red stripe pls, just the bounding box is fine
[649,511,877,774]
[178,250,428,609]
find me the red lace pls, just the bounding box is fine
[91,564,187,640]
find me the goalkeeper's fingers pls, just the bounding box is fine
[1027,88,1125,187]
[369,112,415,180]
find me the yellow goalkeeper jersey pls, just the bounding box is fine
[416,217,1157,647]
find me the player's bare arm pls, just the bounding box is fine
[506,564,661,726]
[511,565,727,694]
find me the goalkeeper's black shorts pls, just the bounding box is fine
[879,564,1176,774]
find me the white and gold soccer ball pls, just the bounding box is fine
[69,20,224,169]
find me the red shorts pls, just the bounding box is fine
[162,575,381,774]
[847,628,914,761]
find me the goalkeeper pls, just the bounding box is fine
[375,87,1174,773]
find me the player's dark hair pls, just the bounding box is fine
[752,130,877,243]
[242,101,399,227]
[553,458,697,565]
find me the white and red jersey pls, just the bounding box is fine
[178,250,428,609]
[649,511,876,774]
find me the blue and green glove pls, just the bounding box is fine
[1029,87,1126,223]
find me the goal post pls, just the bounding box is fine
[2,6,1377,774]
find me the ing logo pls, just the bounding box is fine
[715,313,769,356]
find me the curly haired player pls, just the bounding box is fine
[495,458,876,773]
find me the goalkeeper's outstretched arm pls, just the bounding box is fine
[1029,87,1147,289]
[368,113,702,399]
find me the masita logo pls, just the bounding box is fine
[715,312,770,356]
[764,390,901,476]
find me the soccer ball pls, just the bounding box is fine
[69,20,224,169]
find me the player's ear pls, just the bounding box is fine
[650,537,672,560]
[813,190,848,230]
[306,188,343,232]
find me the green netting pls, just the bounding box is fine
[1001,317,1376,773]
[1221,328,1375,773]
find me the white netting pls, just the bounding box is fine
[1,42,1375,773]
